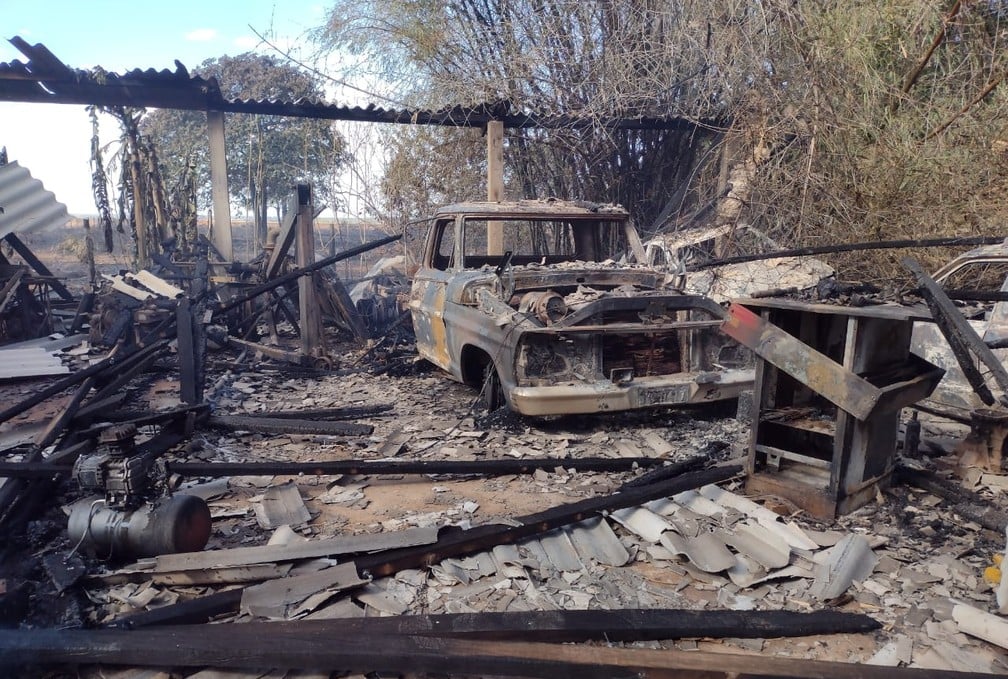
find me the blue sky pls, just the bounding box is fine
[0,0,332,214]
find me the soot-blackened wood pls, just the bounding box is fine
[168,456,663,478]
[695,235,1002,271]
[176,297,198,405]
[3,233,74,301]
[69,292,95,333]
[356,464,741,578]
[206,415,373,437]
[896,465,1008,533]
[247,404,393,420]
[86,343,171,405]
[216,233,403,315]
[204,608,881,641]
[619,442,726,490]
[904,257,1008,404]
[0,626,986,678]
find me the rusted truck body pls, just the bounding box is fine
[409,200,752,416]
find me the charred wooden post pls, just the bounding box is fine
[486,119,504,255]
[206,110,233,261]
[294,184,323,359]
[176,297,198,404]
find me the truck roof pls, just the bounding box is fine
[433,199,629,220]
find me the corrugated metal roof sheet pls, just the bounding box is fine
[0,37,723,132]
[0,161,70,238]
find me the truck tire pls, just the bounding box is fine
[481,361,505,412]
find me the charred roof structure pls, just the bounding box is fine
[0,37,716,132]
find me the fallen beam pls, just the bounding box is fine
[189,608,882,642]
[0,456,664,479]
[895,465,1008,533]
[245,404,393,420]
[3,233,74,301]
[216,233,403,315]
[904,257,1008,405]
[694,235,1002,271]
[0,627,983,678]
[207,415,373,437]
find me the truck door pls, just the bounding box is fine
[410,218,456,369]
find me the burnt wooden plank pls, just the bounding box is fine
[721,303,880,420]
[3,233,73,301]
[0,456,663,479]
[207,415,372,436]
[175,297,198,405]
[319,272,368,342]
[0,625,984,678]
[216,233,403,315]
[904,256,1008,403]
[204,608,882,642]
[265,191,300,280]
[0,267,26,315]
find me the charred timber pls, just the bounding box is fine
[0,341,159,425]
[0,627,984,679]
[694,235,1002,270]
[216,233,403,315]
[904,257,1008,405]
[206,415,373,437]
[0,456,663,479]
[895,465,1008,533]
[179,608,881,642]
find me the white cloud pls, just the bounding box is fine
[233,35,261,50]
[185,28,218,42]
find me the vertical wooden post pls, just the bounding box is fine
[207,110,234,261]
[128,148,147,267]
[295,184,322,358]
[486,120,504,255]
[176,297,197,405]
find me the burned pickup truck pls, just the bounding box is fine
[409,200,752,415]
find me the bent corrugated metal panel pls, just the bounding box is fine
[0,161,70,238]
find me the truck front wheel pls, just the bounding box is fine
[480,360,505,412]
